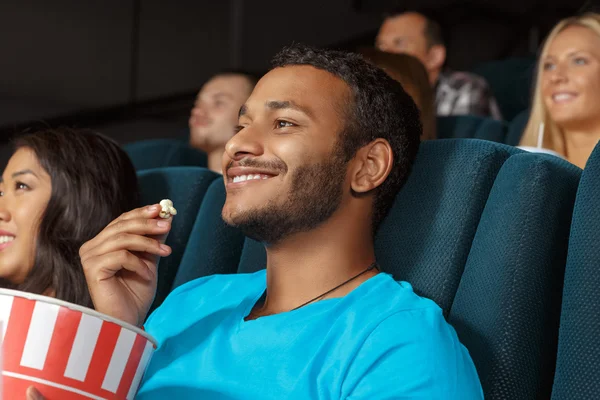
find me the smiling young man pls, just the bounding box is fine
[61,44,483,400]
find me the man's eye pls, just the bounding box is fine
[276,120,294,129]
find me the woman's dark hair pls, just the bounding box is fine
[272,44,421,231]
[361,48,436,141]
[8,128,139,307]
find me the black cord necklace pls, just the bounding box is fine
[247,261,379,320]
[290,261,379,311]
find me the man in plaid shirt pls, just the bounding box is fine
[376,11,503,120]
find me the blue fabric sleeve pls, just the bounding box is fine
[342,307,483,400]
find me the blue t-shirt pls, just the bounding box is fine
[138,271,483,399]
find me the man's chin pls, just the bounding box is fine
[221,210,235,227]
[189,130,215,149]
[221,205,248,227]
[222,206,253,228]
[220,207,278,243]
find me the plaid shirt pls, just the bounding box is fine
[435,71,503,120]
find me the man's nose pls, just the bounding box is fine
[224,124,265,161]
[191,102,209,116]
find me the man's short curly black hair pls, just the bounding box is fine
[271,44,422,231]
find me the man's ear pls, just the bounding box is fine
[350,139,393,194]
[425,44,446,72]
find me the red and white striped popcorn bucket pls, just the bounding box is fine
[0,289,157,399]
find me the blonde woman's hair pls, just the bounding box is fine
[520,13,600,155]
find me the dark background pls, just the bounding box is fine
[0,0,591,166]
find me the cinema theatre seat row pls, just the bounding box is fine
[141,139,582,399]
[435,111,530,146]
[552,142,600,400]
[436,115,507,143]
[470,57,536,122]
[172,178,247,289]
[505,109,529,147]
[125,139,207,171]
[137,166,220,311]
[449,151,579,399]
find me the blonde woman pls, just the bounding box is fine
[520,13,600,168]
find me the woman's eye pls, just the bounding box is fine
[573,57,588,65]
[276,120,295,129]
[234,125,244,134]
[16,182,29,190]
[543,62,555,71]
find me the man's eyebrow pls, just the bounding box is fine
[195,92,233,104]
[265,100,314,118]
[214,92,234,100]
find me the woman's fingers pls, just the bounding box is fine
[26,386,46,400]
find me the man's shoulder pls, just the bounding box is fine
[354,275,450,342]
[362,276,464,353]
[370,275,441,316]
[343,276,482,399]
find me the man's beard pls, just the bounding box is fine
[225,154,348,244]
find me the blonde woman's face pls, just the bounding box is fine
[542,25,600,129]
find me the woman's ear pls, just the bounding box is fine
[350,139,393,194]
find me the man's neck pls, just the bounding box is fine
[430,69,441,86]
[253,208,377,317]
[564,123,600,169]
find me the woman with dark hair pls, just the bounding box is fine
[361,48,437,140]
[0,128,139,307]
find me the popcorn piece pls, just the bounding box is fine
[158,199,177,219]
[159,199,172,208]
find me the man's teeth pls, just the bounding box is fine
[0,236,14,244]
[232,174,270,183]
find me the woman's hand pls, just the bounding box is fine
[80,204,172,326]
[26,386,45,400]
